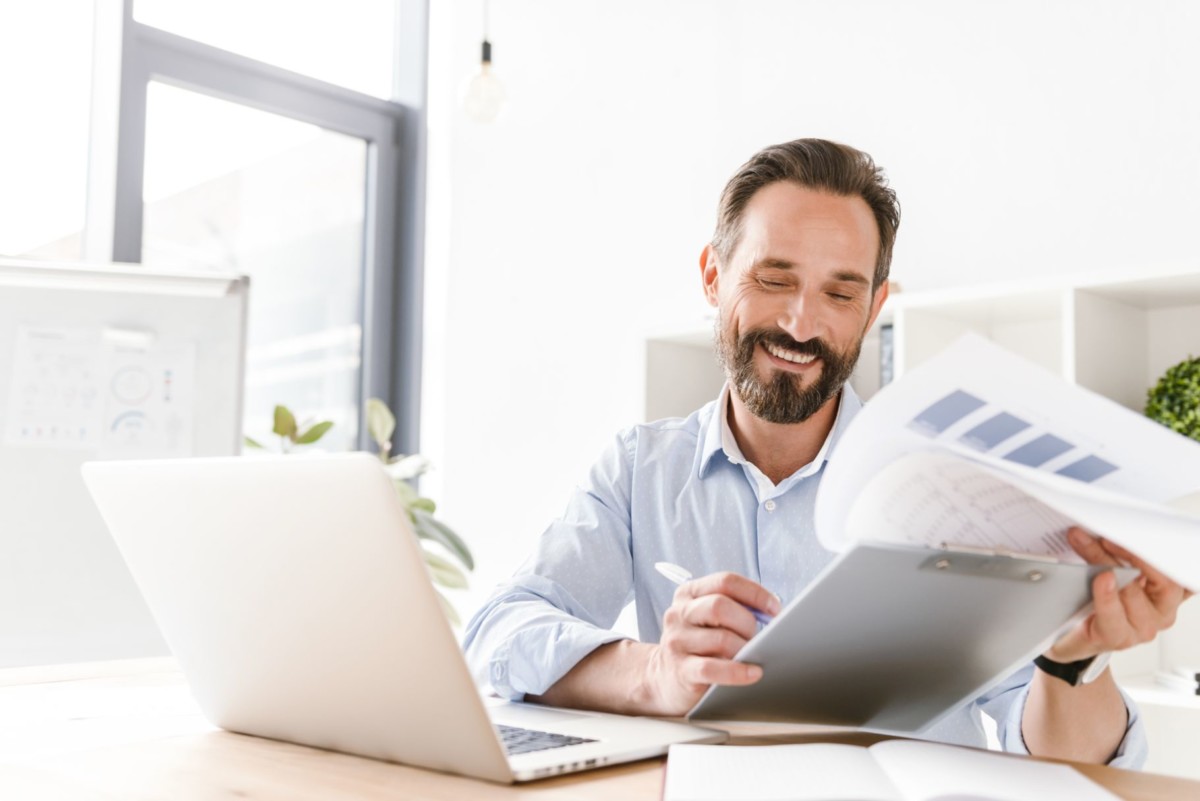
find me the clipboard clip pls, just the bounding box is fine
[925,543,1061,583]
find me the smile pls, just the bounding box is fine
[764,342,818,365]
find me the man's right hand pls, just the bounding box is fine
[641,571,780,715]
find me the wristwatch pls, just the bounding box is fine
[1033,651,1112,686]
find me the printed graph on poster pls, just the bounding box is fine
[3,326,197,458]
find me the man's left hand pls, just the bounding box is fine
[1047,526,1194,663]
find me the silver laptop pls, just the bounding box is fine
[81,452,725,783]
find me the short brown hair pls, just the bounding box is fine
[711,139,900,289]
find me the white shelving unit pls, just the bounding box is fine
[645,267,1200,777]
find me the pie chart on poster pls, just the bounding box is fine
[111,366,153,404]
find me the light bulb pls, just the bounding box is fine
[463,41,506,123]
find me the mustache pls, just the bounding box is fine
[740,329,837,361]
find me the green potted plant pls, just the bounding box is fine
[245,399,474,625]
[1146,356,1200,443]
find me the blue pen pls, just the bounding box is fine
[654,561,774,626]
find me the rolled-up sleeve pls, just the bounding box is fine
[463,431,638,699]
[982,663,1148,769]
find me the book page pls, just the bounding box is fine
[868,741,1121,801]
[664,743,902,801]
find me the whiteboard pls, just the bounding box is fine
[0,259,248,667]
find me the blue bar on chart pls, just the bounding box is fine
[908,390,987,437]
[1056,455,1119,483]
[1004,433,1074,467]
[959,412,1031,451]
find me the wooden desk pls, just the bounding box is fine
[2,660,1197,801]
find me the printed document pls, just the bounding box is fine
[815,334,1200,590]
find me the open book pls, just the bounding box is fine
[816,334,1200,592]
[663,741,1119,801]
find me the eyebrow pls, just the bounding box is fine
[829,270,871,287]
[751,258,871,287]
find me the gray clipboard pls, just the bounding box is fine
[688,543,1136,733]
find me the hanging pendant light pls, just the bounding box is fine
[463,0,506,123]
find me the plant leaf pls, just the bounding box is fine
[273,405,298,439]
[243,435,264,449]
[410,497,436,514]
[424,548,469,589]
[294,420,334,444]
[392,477,419,506]
[434,588,461,627]
[385,453,430,480]
[365,397,396,453]
[413,508,474,570]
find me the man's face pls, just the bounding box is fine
[702,182,888,424]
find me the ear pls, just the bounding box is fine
[865,279,891,331]
[700,244,720,308]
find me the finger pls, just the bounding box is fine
[1093,540,1190,610]
[1119,579,1177,637]
[681,594,758,641]
[668,621,749,659]
[1067,527,1123,567]
[686,571,781,617]
[1085,571,1135,649]
[1113,575,1180,633]
[680,656,763,688]
[1100,538,1165,579]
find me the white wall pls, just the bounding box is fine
[422,1,1200,624]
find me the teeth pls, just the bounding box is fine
[765,342,816,364]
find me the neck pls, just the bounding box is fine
[727,389,840,485]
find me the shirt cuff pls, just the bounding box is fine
[998,681,1148,769]
[487,620,629,701]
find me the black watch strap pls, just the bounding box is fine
[1034,654,1096,687]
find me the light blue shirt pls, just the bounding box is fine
[463,386,1147,768]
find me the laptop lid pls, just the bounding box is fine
[82,453,723,783]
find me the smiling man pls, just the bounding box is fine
[463,139,1186,768]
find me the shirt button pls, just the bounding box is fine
[764,500,776,512]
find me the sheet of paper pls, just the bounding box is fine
[98,338,196,459]
[3,327,104,449]
[817,334,1200,554]
[869,740,1120,801]
[845,451,1080,561]
[2,326,197,458]
[664,743,902,801]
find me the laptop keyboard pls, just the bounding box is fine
[496,723,598,756]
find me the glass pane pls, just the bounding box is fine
[134,0,396,99]
[142,82,367,450]
[0,1,94,259]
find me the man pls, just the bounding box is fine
[463,138,1189,767]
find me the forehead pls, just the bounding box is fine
[733,182,879,276]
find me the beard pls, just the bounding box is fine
[715,319,862,425]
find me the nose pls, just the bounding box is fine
[777,288,825,344]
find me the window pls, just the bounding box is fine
[133,0,397,98]
[0,2,95,259]
[79,2,425,450]
[142,83,369,448]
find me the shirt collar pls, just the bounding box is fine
[697,382,863,483]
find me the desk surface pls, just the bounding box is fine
[1,659,1197,801]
